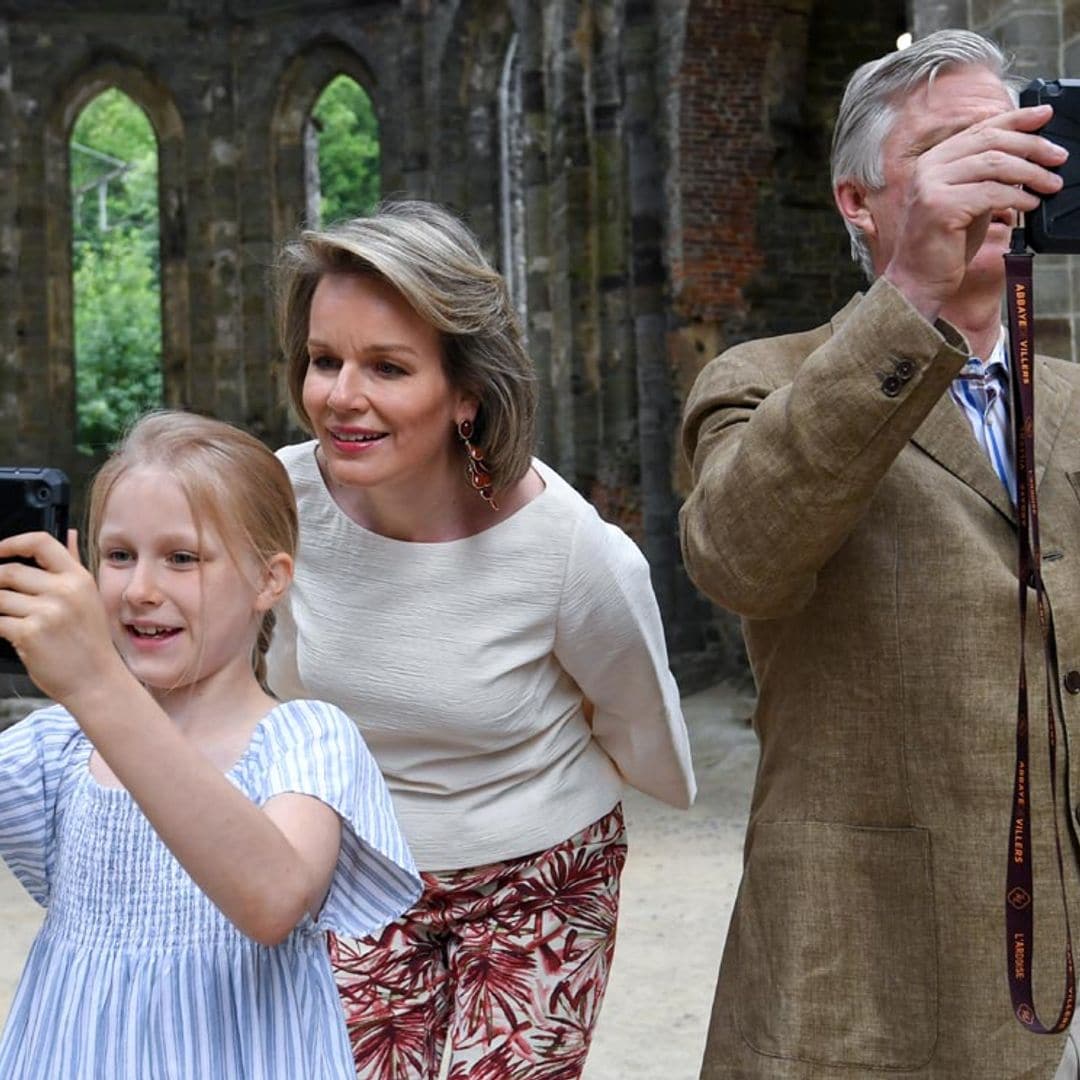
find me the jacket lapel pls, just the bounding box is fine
[1033,355,1071,491]
[909,354,1071,524]
[911,393,1015,522]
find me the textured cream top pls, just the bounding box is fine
[267,442,696,870]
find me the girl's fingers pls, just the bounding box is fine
[0,558,51,597]
[0,614,21,650]
[0,588,36,618]
[0,531,76,574]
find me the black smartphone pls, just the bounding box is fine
[1021,78,1080,254]
[0,468,70,675]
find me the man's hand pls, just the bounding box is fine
[0,531,123,702]
[884,103,1065,321]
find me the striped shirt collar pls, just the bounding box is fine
[948,327,1016,505]
[954,327,1008,383]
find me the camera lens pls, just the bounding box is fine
[25,483,51,508]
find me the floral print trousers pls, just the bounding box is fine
[330,804,628,1080]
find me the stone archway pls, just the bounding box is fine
[270,40,380,251]
[435,0,515,250]
[44,57,187,471]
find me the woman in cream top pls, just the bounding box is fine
[268,199,695,1080]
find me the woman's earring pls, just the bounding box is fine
[457,419,499,511]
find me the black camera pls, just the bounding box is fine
[0,468,70,675]
[1021,78,1080,253]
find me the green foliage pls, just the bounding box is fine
[70,89,162,454]
[73,229,162,456]
[71,89,159,263]
[313,75,380,224]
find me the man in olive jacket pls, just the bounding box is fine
[681,30,1080,1079]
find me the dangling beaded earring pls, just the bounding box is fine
[457,418,499,510]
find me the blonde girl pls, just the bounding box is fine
[0,410,419,1079]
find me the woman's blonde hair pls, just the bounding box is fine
[86,410,298,689]
[275,199,537,493]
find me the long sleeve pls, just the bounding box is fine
[679,278,971,620]
[554,512,696,809]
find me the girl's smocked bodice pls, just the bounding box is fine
[0,700,420,1079]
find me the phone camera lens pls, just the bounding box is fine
[26,484,51,508]
[1048,81,1063,97]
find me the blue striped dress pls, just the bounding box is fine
[0,698,421,1079]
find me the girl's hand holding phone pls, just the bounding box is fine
[0,530,121,703]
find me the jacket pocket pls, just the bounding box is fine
[733,821,937,1070]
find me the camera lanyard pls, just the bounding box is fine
[1004,228,1077,1034]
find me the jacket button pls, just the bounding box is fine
[881,374,902,397]
[1065,670,1080,694]
[895,359,916,380]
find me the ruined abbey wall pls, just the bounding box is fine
[1,0,1076,685]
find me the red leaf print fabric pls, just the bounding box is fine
[331,805,627,1079]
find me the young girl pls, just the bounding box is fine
[0,410,420,1079]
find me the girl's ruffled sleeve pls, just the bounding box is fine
[263,699,421,938]
[0,706,81,906]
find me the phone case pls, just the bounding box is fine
[1021,78,1080,254]
[0,468,70,676]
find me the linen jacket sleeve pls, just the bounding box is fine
[553,510,696,809]
[679,277,972,620]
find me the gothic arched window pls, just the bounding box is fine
[69,88,162,455]
[306,75,380,227]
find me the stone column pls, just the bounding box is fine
[625,0,679,616]
[401,0,432,198]
[910,0,968,36]
[0,23,17,453]
[591,0,641,534]
[515,0,557,460]
[545,0,600,490]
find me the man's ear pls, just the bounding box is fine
[834,179,878,243]
[255,552,294,613]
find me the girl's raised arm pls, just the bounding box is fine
[0,531,345,946]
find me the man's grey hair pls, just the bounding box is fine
[831,29,1017,280]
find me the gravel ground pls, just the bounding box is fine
[0,680,758,1080]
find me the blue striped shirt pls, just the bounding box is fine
[0,698,421,1079]
[948,331,1016,504]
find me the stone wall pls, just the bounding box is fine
[8,2,1073,688]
